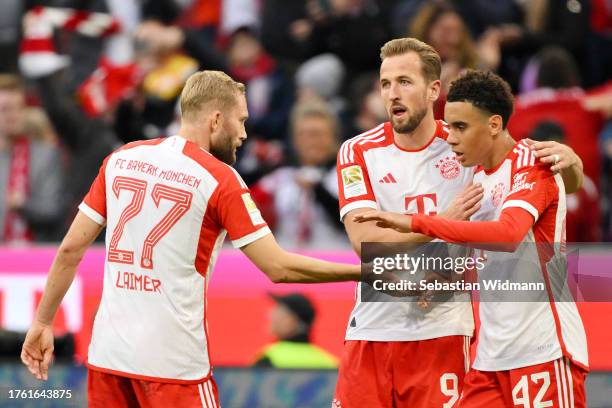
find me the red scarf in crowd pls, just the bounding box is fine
[230,53,276,83]
[3,137,33,243]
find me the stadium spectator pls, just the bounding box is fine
[260,0,392,74]
[227,26,293,142]
[254,293,338,368]
[346,72,387,137]
[529,121,602,242]
[0,75,65,244]
[492,0,592,89]
[251,99,348,249]
[407,1,501,117]
[408,1,499,73]
[295,53,350,133]
[508,46,605,188]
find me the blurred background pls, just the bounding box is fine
[0,0,611,406]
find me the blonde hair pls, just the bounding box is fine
[179,70,245,121]
[380,37,442,83]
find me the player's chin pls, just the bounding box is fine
[456,153,472,167]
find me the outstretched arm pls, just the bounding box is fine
[354,207,534,252]
[21,212,103,380]
[343,183,484,256]
[241,234,360,283]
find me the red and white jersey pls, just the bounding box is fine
[470,140,588,371]
[79,136,270,382]
[337,121,475,341]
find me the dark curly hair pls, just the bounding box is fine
[447,70,514,128]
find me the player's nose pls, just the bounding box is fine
[386,82,401,101]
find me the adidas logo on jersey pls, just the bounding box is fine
[378,173,397,183]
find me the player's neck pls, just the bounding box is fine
[177,124,211,151]
[482,131,516,171]
[392,111,437,150]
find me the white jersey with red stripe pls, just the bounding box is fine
[336,121,475,341]
[470,139,588,371]
[78,136,270,382]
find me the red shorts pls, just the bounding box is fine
[333,335,471,408]
[87,369,220,408]
[458,357,587,408]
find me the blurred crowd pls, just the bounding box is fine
[0,0,610,247]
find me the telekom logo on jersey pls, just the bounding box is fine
[404,194,438,215]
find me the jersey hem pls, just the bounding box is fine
[344,327,474,342]
[473,349,567,372]
[86,362,212,384]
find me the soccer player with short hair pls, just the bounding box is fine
[20,70,362,407]
[335,38,584,408]
[355,70,588,407]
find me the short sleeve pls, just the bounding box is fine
[336,140,377,221]
[501,162,558,222]
[78,156,109,225]
[214,169,271,248]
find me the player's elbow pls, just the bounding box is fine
[496,233,525,252]
[267,269,288,283]
[57,242,85,265]
[497,241,521,252]
[262,260,290,283]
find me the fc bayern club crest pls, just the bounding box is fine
[435,156,460,180]
[491,182,505,207]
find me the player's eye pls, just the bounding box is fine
[399,79,411,86]
[381,82,390,89]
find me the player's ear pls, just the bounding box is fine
[209,110,222,133]
[428,79,441,102]
[488,114,503,136]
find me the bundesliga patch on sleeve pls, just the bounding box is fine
[341,165,368,199]
[241,193,265,225]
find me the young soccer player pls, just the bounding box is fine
[355,70,588,407]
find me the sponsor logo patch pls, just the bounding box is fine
[509,172,535,195]
[241,193,265,225]
[341,165,367,198]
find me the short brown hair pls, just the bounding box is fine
[380,38,441,83]
[0,74,25,93]
[179,71,245,121]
